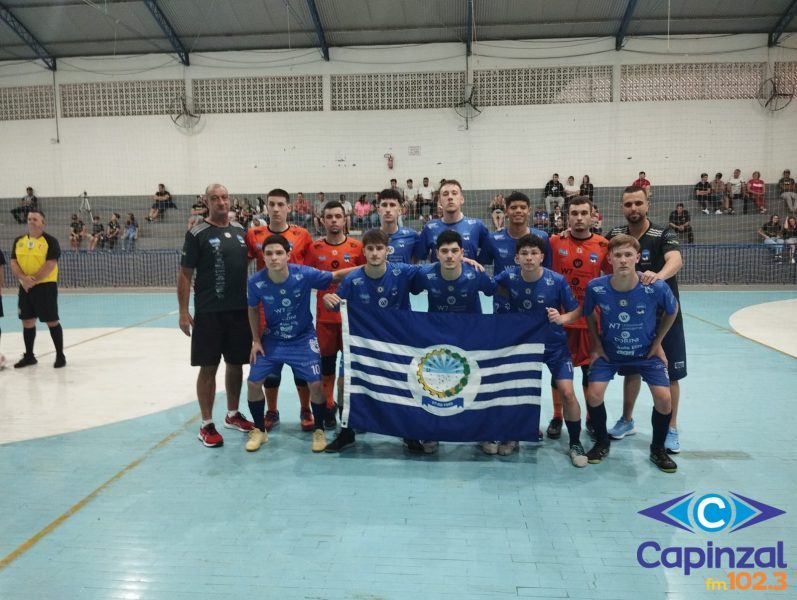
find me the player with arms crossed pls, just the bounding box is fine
[582,234,679,473]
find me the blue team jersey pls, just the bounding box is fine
[480,228,552,272]
[415,216,490,261]
[386,227,420,264]
[336,263,422,310]
[494,267,578,344]
[247,264,333,341]
[411,262,496,313]
[583,275,677,362]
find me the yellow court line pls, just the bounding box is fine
[0,414,198,572]
[683,311,797,360]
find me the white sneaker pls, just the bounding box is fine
[714,210,723,214]
[312,429,327,452]
[497,441,518,456]
[245,429,268,452]
[569,443,588,468]
[421,440,439,454]
[701,209,710,215]
[479,441,498,455]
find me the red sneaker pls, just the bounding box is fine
[224,412,254,432]
[300,409,315,432]
[264,410,280,432]
[198,423,224,447]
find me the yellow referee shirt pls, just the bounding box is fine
[11,232,60,283]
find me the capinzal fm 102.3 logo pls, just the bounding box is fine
[637,492,787,576]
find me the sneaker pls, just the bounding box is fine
[325,428,356,453]
[608,417,636,440]
[728,209,736,215]
[650,447,678,473]
[264,410,280,432]
[586,441,610,464]
[224,411,254,432]
[701,208,710,215]
[791,258,796,265]
[714,209,723,215]
[479,441,498,455]
[498,440,518,456]
[312,429,327,453]
[569,443,588,468]
[760,207,768,214]
[198,423,224,448]
[665,427,681,454]
[13,354,37,369]
[585,419,596,440]
[53,354,66,368]
[245,429,268,452]
[299,409,315,432]
[403,439,425,454]
[546,417,563,439]
[324,403,338,430]
[422,440,439,454]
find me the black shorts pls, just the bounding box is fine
[18,282,59,322]
[618,315,687,382]
[0,294,4,318]
[191,309,251,367]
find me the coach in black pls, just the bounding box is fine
[10,209,66,369]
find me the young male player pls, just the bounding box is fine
[322,229,423,452]
[377,188,420,264]
[493,234,586,465]
[582,234,679,473]
[244,189,315,432]
[304,201,366,428]
[245,234,353,453]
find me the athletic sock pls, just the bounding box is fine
[651,408,672,450]
[297,384,310,411]
[226,410,238,418]
[586,402,609,444]
[201,418,213,428]
[48,324,64,355]
[265,388,279,413]
[551,388,564,420]
[322,375,335,408]
[311,402,326,431]
[248,399,266,432]
[565,420,582,446]
[23,327,36,356]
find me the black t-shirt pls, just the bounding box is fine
[92,222,105,235]
[669,210,690,227]
[181,221,248,313]
[70,220,84,234]
[694,181,712,196]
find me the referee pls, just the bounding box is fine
[10,209,66,368]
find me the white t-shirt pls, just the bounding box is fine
[419,185,434,200]
[341,200,353,216]
[727,177,743,195]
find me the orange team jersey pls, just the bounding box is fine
[550,233,610,329]
[304,237,366,324]
[244,225,313,270]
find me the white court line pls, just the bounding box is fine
[728,298,797,359]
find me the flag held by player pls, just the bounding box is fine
[341,302,546,442]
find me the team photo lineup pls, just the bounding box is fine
[170,179,686,473]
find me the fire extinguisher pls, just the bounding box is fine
[384,153,394,170]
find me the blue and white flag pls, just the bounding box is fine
[341,302,547,442]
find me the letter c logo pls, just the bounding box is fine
[694,494,731,532]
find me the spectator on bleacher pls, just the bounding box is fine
[339,195,353,232]
[291,192,312,228]
[632,171,651,197]
[591,204,603,234]
[533,206,549,229]
[418,177,435,222]
[725,168,744,215]
[353,194,372,230]
[746,171,767,214]
[778,169,797,215]
[551,204,564,226]
[580,175,594,201]
[543,173,565,213]
[313,192,326,235]
[147,183,175,222]
[404,179,418,219]
[187,196,208,230]
[563,176,580,208]
[11,187,38,224]
[710,173,726,215]
[489,194,506,230]
[758,214,784,262]
[122,213,139,252]
[68,214,86,250]
[239,204,253,229]
[783,216,797,264]
[88,215,106,252]
[550,215,565,236]
[389,178,403,199]
[106,213,121,251]
[694,173,714,214]
[668,203,694,244]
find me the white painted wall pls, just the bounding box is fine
[1,34,796,197]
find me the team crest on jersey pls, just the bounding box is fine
[559,248,568,256]
[294,273,303,281]
[589,252,599,263]
[641,249,651,261]
[635,303,646,315]
[317,255,326,262]
[392,268,401,276]
[343,253,351,262]
[208,237,221,248]
[236,234,245,244]
[465,272,475,280]
[537,295,546,304]
[309,338,320,353]
[545,276,554,286]
[644,285,655,294]
[498,248,509,257]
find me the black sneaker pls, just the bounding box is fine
[14,354,37,369]
[325,428,356,453]
[546,417,563,439]
[585,419,597,440]
[403,438,425,454]
[53,354,66,368]
[324,403,338,430]
[586,441,610,464]
[650,447,678,473]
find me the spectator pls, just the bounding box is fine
[489,193,506,230]
[106,213,121,251]
[550,204,564,226]
[580,175,594,201]
[122,213,139,252]
[187,196,208,230]
[550,215,565,235]
[418,176,435,222]
[313,192,326,235]
[68,213,86,250]
[339,194,353,232]
[543,173,565,213]
[239,204,253,229]
[778,169,797,215]
[368,192,382,227]
[147,183,175,221]
[758,214,784,262]
[632,171,651,197]
[591,204,603,234]
[11,186,38,224]
[88,215,106,252]
[746,171,767,214]
[725,168,744,215]
[563,176,580,208]
[783,216,797,264]
[353,194,373,230]
[389,178,403,199]
[668,203,694,244]
[710,172,726,215]
[533,205,549,229]
[404,179,418,218]
[694,173,713,214]
[291,192,312,228]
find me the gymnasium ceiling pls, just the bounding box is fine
[1,0,797,70]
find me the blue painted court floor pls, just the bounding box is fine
[0,290,795,599]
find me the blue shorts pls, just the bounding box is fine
[545,344,574,381]
[248,332,322,383]
[589,356,670,388]
[617,318,687,381]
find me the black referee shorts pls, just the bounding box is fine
[18,282,59,322]
[191,309,251,367]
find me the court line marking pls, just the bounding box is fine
[0,414,198,572]
[683,310,796,360]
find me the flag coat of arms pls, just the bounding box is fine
[341,302,548,442]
